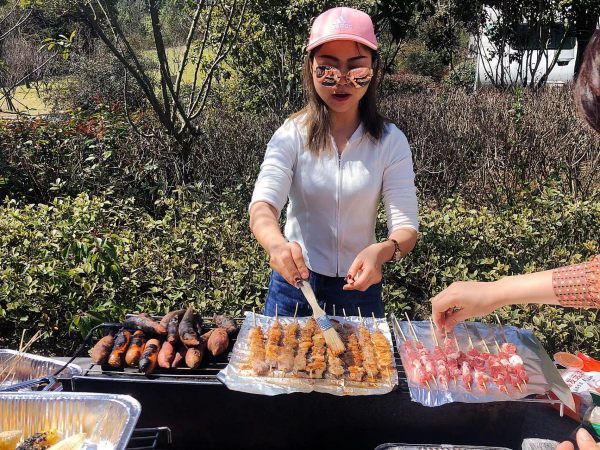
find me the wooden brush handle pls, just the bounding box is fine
[298,281,325,316]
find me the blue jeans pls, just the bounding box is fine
[263,270,385,318]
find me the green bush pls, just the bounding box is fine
[403,48,447,80]
[444,59,476,92]
[1,188,598,358]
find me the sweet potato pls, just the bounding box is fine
[125,330,146,366]
[108,331,131,367]
[179,307,199,346]
[214,315,238,334]
[185,341,206,369]
[172,343,188,368]
[207,327,229,356]
[158,340,176,368]
[166,315,180,344]
[123,313,166,335]
[91,334,114,364]
[139,339,161,374]
[159,309,186,329]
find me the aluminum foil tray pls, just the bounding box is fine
[0,392,141,450]
[375,445,511,450]
[0,349,82,389]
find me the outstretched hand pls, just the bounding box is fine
[556,429,600,450]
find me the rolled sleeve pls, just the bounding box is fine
[382,128,419,236]
[249,119,298,217]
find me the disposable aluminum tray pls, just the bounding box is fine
[375,445,511,450]
[0,349,82,390]
[0,392,141,450]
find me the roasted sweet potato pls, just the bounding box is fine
[193,313,203,335]
[158,340,176,368]
[139,339,161,374]
[125,330,146,366]
[172,343,188,368]
[159,309,186,329]
[214,315,238,334]
[207,327,229,356]
[123,313,167,335]
[108,331,131,367]
[91,334,114,364]
[179,307,199,346]
[185,341,206,369]
[166,315,180,344]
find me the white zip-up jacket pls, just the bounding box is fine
[250,115,419,278]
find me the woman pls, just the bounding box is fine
[249,7,419,318]
[432,30,600,331]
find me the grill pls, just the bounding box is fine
[60,317,575,450]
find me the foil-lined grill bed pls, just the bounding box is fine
[0,392,141,450]
[217,312,399,396]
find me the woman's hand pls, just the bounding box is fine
[431,281,505,331]
[344,242,393,292]
[556,429,599,450]
[269,241,309,287]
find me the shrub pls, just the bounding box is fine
[403,48,447,80]
[380,72,439,95]
[444,59,476,92]
[0,189,598,358]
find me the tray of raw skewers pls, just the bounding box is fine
[217,309,398,396]
[392,314,555,407]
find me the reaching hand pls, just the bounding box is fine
[431,281,505,331]
[269,241,309,287]
[556,428,600,450]
[343,243,389,292]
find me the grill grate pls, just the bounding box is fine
[80,316,409,391]
[126,427,171,450]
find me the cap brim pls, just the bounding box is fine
[307,34,377,52]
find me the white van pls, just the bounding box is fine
[474,9,579,88]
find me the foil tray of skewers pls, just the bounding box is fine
[391,314,553,407]
[217,312,398,396]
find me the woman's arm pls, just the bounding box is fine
[431,270,557,330]
[250,201,308,285]
[344,227,418,291]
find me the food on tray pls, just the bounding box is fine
[166,314,182,345]
[185,342,206,369]
[46,434,86,450]
[172,343,188,368]
[159,309,186,329]
[214,315,238,334]
[0,431,21,450]
[179,307,200,346]
[357,323,379,380]
[139,339,161,374]
[207,328,229,357]
[125,331,146,367]
[16,430,58,450]
[245,323,269,376]
[157,340,176,368]
[123,313,167,335]
[277,322,299,373]
[108,331,131,368]
[91,334,114,365]
[294,317,316,373]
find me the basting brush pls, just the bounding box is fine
[297,280,345,355]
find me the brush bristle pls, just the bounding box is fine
[323,327,345,355]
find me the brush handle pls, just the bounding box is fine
[298,281,325,317]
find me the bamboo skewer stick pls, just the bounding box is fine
[343,308,348,321]
[429,317,440,347]
[473,324,491,353]
[495,314,510,343]
[358,307,364,326]
[293,303,298,322]
[484,323,502,352]
[333,305,336,319]
[404,313,435,388]
[394,316,408,341]
[463,323,474,350]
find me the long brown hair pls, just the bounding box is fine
[291,43,388,155]
[576,30,600,134]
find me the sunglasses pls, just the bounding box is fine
[313,65,373,88]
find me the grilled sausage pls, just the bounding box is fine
[207,327,229,356]
[91,334,114,364]
[166,315,180,344]
[125,330,146,366]
[214,315,238,334]
[123,313,167,335]
[139,339,161,374]
[179,307,199,346]
[185,341,206,369]
[108,331,131,367]
[172,343,188,368]
[157,340,176,368]
[159,309,186,329]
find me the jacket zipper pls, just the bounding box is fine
[336,150,342,277]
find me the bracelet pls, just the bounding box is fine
[388,238,402,262]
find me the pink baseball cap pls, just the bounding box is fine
[307,7,377,52]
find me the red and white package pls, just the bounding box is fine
[562,369,600,395]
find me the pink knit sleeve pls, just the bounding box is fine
[552,255,600,307]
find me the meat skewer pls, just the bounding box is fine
[277,304,299,374]
[495,315,527,391]
[429,318,449,388]
[452,331,472,390]
[405,313,436,387]
[294,316,317,374]
[357,308,379,381]
[372,312,393,387]
[340,316,366,382]
[394,316,430,388]
[246,308,269,376]
[265,305,283,372]
[306,321,327,379]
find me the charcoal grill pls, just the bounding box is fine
[61,317,576,450]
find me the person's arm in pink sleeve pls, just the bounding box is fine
[431,255,600,331]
